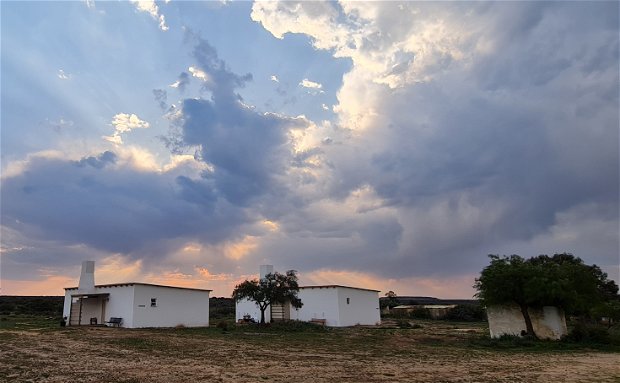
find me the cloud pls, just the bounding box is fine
[299,79,322,89]
[57,69,70,80]
[131,0,168,31]
[169,71,190,92]
[0,150,250,265]
[248,1,619,281]
[2,4,618,296]
[112,113,150,133]
[104,113,150,144]
[182,33,253,99]
[153,89,167,110]
[188,66,208,81]
[168,36,307,206]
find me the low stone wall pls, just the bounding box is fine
[487,305,567,340]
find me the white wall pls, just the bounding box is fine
[236,298,270,323]
[487,305,567,340]
[79,297,103,324]
[62,290,72,319]
[337,288,381,326]
[132,285,209,328]
[104,286,135,327]
[292,287,341,326]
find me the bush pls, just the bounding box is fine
[244,320,328,333]
[445,304,486,322]
[564,323,611,344]
[216,320,229,332]
[409,307,431,319]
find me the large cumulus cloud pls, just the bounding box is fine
[1,151,248,256]
[249,1,619,279]
[1,2,618,294]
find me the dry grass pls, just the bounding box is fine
[0,318,619,383]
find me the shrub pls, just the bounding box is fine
[409,307,431,319]
[564,323,611,344]
[445,304,486,322]
[216,320,229,332]
[249,320,328,333]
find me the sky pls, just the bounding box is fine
[1,1,618,298]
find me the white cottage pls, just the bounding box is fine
[63,261,211,328]
[235,265,381,327]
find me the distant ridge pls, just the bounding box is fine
[380,296,479,306]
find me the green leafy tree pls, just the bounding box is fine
[474,253,619,338]
[232,270,303,324]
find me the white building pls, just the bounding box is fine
[63,261,210,328]
[235,265,381,327]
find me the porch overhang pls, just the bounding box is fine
[70,293,110,298]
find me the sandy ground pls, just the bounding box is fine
[1,322,619,383]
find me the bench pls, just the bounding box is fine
[309,318,326,326]
[106,317,123,327]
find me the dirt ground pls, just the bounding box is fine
[1,320,619,383]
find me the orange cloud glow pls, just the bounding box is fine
[1,275,75,296]
[302,269,477,299]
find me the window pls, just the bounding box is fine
[151,298,157,307]
[346,298,350,304]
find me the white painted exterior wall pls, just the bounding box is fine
[133,284,209,327]
[235,285,380,327]
[290,287,341,326]
[487,305,567,340]
[64,283,210,328]
[236,298,270,323]
[293,286,380,327]
[336,287,381,326]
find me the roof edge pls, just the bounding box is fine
[64,282,212,292]
[300,284,380,292]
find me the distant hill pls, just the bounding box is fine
[0,296,64,316]
[210,297,235,320]
[380,296,479,306]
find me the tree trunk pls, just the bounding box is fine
[519,304,538,339]
[260,308,266,324]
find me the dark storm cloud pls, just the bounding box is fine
[171,37,305,206]
[75,151,117,169]
[309,2,620,278]
[1,3,617,290]
[0,153,248,259]
[175,71,190,93]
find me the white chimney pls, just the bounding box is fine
[78,260,96,293]
[259,265,273,281]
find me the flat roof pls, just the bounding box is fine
[300,285,380,293]
[393,304,457,309]
[64,282,212,292]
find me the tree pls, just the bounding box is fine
[232,270,303,324]
[383,291,398,310]
[474,253,619,338]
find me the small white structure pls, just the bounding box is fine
[63,261,210,328]
[487,305,567,340]
[235,265,381,327]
